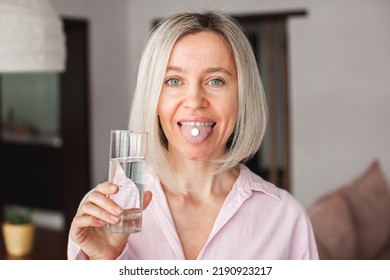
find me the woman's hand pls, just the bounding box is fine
[69,182,152,260]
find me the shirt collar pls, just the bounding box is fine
[236,164,281,201]
[146,164,281,201]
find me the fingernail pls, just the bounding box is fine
[110,215,120,223]
[114,206,123,214]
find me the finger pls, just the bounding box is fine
[71,215,106,231]
[78,201,121,224]
[143,191,152,210]
[69,215,106,244]
[95,182,120,195]
[83,188,123,216]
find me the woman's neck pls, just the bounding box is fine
[164,155,239,203]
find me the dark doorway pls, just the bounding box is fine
[0,18,90,230]
[235,11,306,192]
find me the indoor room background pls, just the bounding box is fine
[1,0,389,259]
[52,0,390,207]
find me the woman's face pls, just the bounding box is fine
[157,31,238,161]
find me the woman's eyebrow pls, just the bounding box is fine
[166,66,185,73]
[166,66,232,76]
[205,67,232,76]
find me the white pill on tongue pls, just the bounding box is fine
[191,127,200,137]
[181,125,213,144]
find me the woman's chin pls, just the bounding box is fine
[168,145,223,163]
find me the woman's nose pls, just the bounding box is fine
[182,84,208,109]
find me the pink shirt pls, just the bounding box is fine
[68,164,318,259]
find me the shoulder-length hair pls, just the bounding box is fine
[129,11,267,192]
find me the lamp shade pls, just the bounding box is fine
[0,0,66,72]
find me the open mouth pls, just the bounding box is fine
[178,121,216,127]
[177,121,216,144]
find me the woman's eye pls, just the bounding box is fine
[208,79,224,86]
[166,78,181,86]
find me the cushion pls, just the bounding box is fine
[308,160,390,259]
[308,191,357,259]
[340,161,390,259]
[377,243,390,260]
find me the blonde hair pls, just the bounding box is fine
[129,11,267,192]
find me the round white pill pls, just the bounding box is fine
[191,127,200,137]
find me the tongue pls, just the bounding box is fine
[181,125,212,144]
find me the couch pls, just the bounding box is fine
[308,160,390,259]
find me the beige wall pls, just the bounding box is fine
[52,0,390,208]
[51,0,132,187]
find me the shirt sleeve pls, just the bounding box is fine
[305,214,320,259]
[67,235,89,260]
[67,233,132,260]
[289,207,320,260]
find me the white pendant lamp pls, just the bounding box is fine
[0,0,66,73]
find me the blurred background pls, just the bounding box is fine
[0,0,389,259]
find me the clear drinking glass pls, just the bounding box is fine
[106,130,147,233]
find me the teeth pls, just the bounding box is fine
[180,121,214,127]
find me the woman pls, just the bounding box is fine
[68,11,318,260]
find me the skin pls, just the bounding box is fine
[69,30,239,260]
[69,183,152,260]
[157,31,239,259]
[158,31,238,163]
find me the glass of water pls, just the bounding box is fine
[106,130,147,233]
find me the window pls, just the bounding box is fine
[1,73,62,147]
